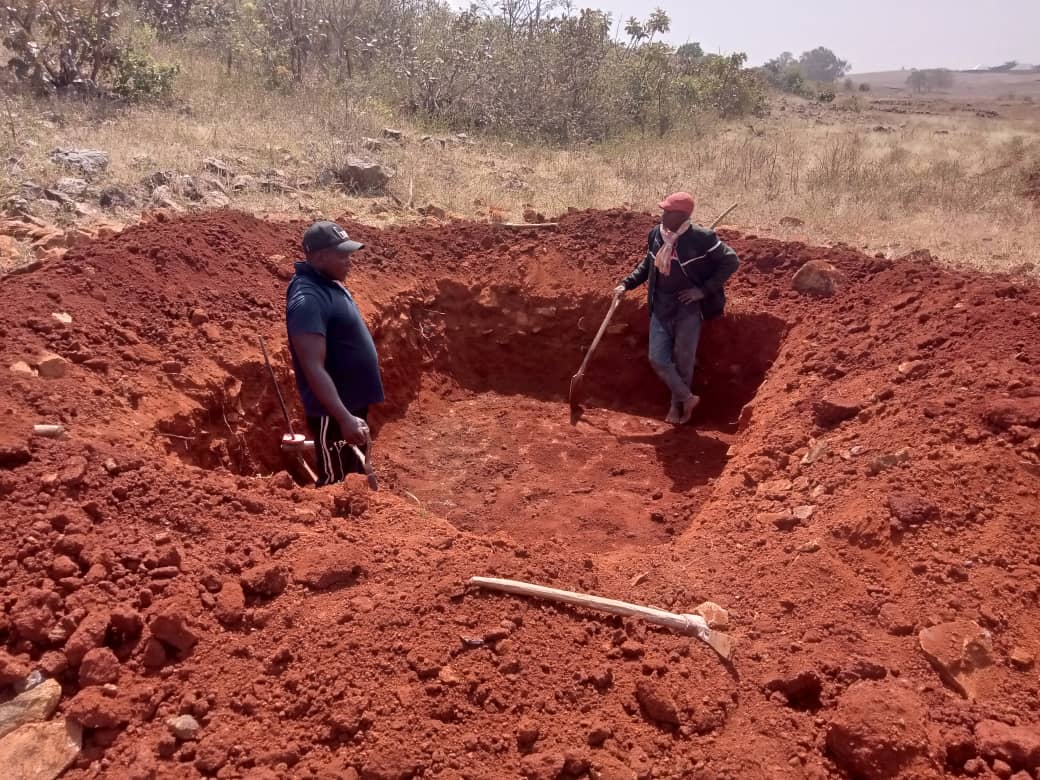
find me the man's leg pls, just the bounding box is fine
[674,306,703,389]
[649,312,694,422]
[673,305,704,423]
[305,408,368,487]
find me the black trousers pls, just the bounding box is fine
[306,407,368,487]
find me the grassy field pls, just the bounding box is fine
[850,69,1040,101]
[2,49,1039,276]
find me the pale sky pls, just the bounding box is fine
[459,1,1039,73]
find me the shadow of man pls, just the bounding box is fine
[614,426,731,494]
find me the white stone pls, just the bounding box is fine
[0,719,82,780]
[0,679,62,739]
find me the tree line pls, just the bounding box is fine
[762,46,851,96]
[1,0,768,142]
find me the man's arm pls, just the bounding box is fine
[290,332,368,447]
[616,228,657,293]
[698,232,739,293]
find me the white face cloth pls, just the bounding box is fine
[654,220,692,275]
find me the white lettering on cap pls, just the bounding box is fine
[332,225,348,240]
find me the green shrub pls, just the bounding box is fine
[111,49,179,102]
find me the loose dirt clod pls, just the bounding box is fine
[827,681,937,779]
[0,208,1038,778]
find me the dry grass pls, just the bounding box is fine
[2,47,1039,277]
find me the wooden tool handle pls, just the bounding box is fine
[469,577,705,636]
[469,576,734,661]
[709,202,739,229]
[577,293,621,374]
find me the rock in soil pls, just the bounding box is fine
[878,603,915,636]
[0,719,82,780]
[1009,647,1035,670]
[214,580,246,625]
[918,620,993,698]
[813,396,862,427]
[827,681,937,779]
[149,606,199,652]
[293,546,364,590]
[36,352,68,379]
[0,650,30,685]
[64,611,110,666]
[887,492,940,528]
[0,678,62,739]
[792,259,841,296]
[974,720,1040,770]
[78,647,120,687]
[167,714,201,741]
[635,679,681,726]
[65,687,131,729]
[49,148,109,177]
[516,718,540,750]
[587,723,613,747]
[520,751,567,780]
[335,157,391,195]
[240,563,289,597]
[694,601,730,630]
[108,606,143,642]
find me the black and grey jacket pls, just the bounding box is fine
[621,225,740,320]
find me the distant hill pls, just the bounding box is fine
[849,69,1040,98]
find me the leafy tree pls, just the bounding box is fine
[906,68,954,93]
[625,9,668,45]
[646,8,670,43]
[624,16,646,44]
[133,0,198,36]
[764,51,796,74]
[798,46,850,82]
[1,0,123,93]
[677,42,703,62]
[688,52,765,117]
[762,52,809,95]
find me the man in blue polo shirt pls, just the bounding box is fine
[286,221,384,486]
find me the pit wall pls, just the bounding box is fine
[369,280,787,431]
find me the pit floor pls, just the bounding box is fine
[376,379,734,552]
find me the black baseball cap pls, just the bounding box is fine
[302,221,364,255]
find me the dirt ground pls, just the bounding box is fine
[1,208,1039,779]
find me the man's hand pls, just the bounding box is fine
[613,284,626,297]
[337,413,370,448]
[678,287,705,304]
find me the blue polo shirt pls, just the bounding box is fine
[285,261,384,417]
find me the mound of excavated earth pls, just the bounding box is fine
[0,209,1038,779]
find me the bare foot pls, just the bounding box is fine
[680,395,701,424]
[665,403,681,424]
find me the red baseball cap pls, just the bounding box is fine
[658,191,696,216]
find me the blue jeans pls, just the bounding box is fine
[649,299,702,406]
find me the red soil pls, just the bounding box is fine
[1,208,1039,779]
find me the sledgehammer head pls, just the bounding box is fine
[349,445,379,492]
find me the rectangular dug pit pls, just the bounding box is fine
[372,287,787,552]
[155,283,787,550]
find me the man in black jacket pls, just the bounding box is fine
[615,192,740,424]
